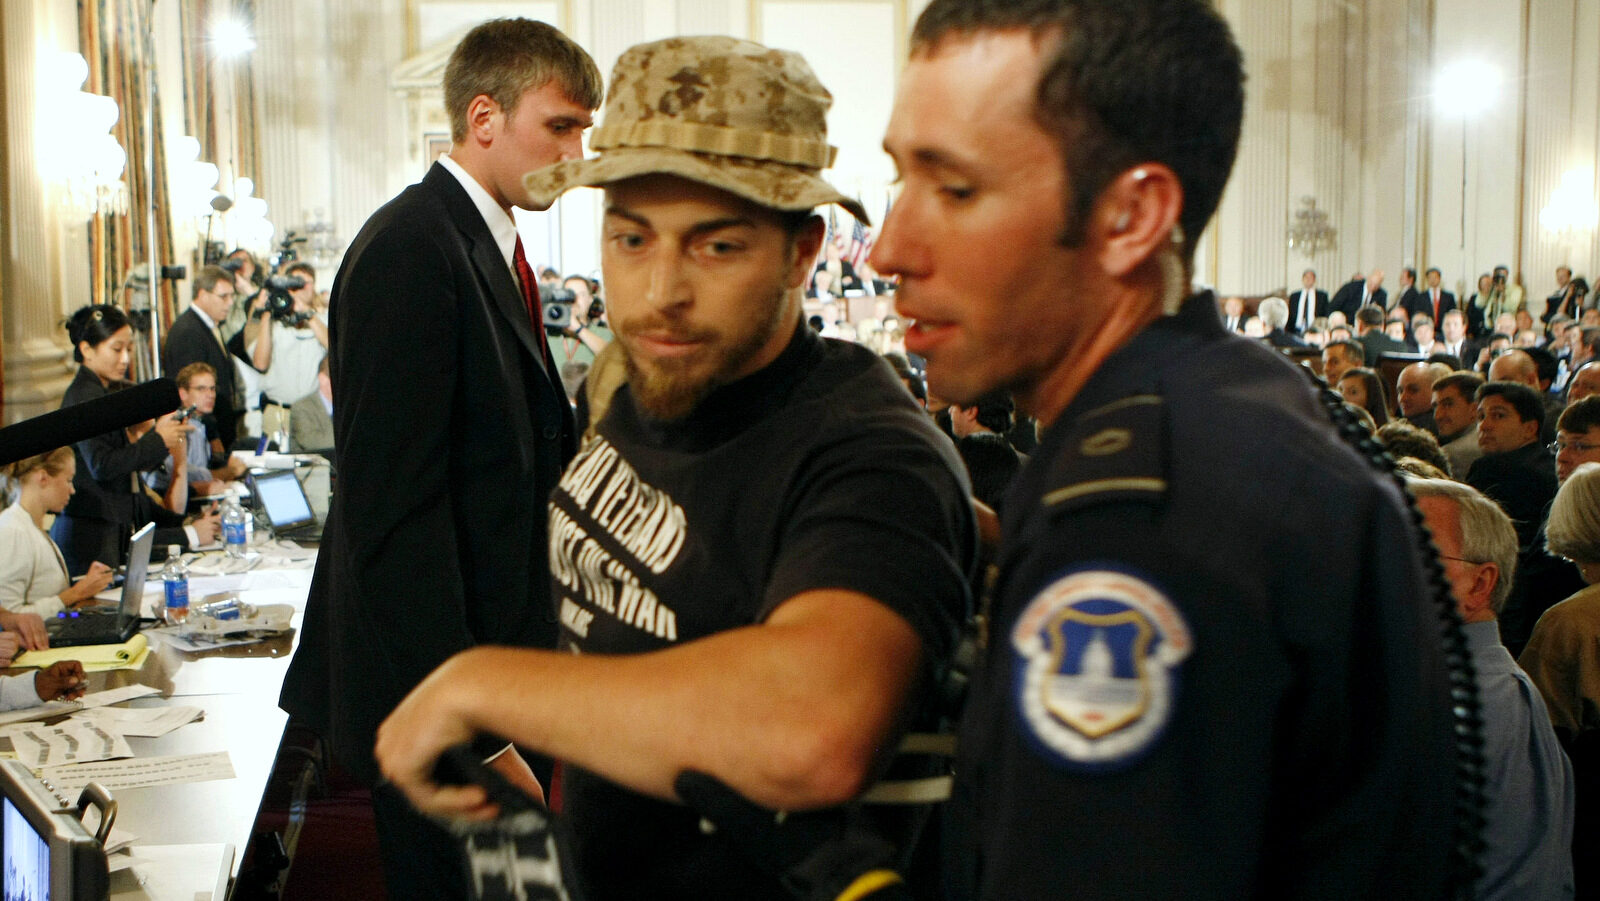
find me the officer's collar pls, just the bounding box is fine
[1045,292,1220,426]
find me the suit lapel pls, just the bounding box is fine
[424,164,552,376]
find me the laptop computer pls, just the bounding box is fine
[47,522,152,648]
[251,468,323,545]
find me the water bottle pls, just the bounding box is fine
[161,546,189,627]
[222,489,249,558]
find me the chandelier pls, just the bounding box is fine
[1286,196,1336,258]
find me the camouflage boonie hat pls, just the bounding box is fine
[523,35,869,224]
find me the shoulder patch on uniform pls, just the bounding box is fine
[1041,394,1166,512]
[1010,568,1191,770]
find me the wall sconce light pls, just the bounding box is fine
[36,51,129,219]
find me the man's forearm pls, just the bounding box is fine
[392,590,921,811]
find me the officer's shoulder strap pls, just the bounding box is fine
[1038,393,1167,514]
[581,340,629,445]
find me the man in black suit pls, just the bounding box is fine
[162,265,241,448]
[1392,266,1422,316]
[277,19,602,901]
[1330,268,1386,321]
[1406,267,1457,325]
[1287,268,1328,334]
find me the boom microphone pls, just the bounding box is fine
[0,378,181,466]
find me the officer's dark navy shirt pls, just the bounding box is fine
[947,293,1460,899]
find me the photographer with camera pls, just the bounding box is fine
[244,260,328,440]
[547,273,610,371]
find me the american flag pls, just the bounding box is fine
[847,216,874,269]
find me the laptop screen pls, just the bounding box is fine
[253,470,315,530]
[121,523,154,624]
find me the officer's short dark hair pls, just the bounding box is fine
[1377,421,1451,478]
[1558,396,1600,435]
[1434,372,1484,403]
[1476,381,1545,430]
[1328,338,1365,365]
[911,0,1243,259]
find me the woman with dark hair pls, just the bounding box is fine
[49,305,206,573]
[1338,367,1392,427]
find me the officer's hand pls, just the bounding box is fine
[375,653,498,821]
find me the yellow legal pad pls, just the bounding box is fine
[14,633,149,672]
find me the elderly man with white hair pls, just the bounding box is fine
[1409,476,1575,901]
[1256,296,1306,349]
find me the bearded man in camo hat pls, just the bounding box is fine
[377,35,976,901]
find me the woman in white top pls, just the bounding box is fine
[0,447,115,619]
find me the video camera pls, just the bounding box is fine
[264,273,310,325]
[541,284,577,335]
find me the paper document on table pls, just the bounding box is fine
[76,704,203,738]
[78,684,162,708]
[0,699,80,727]
[40,750,234,796]
[2,720,133,767]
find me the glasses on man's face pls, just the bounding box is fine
[1550,438,1600,455]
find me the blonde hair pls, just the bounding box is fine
[0,447,73,507]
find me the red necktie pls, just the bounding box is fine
[511,236,552,361]
[1432,290,1441,324]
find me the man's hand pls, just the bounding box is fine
[375,653,497,820]
[153,413,194,451]
[33,661,86,701]
[64,562,115,608]
[190,508,221,545]
[0,612,48,651]
[219,457,248,480]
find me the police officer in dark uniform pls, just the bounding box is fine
[873,0,1475,897]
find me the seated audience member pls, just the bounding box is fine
[1397,361,1450,435]
[1302,324,1327,348]
[288,356,335,455]
[1492,349,1561,444]
[950,389,1017,444]
[1219,295,1245,332]
[1385,315,1411,348]
[1476,333,1515,375]
[1412,315,1439,357]
[1434,372,1486,476]
[1256,297,1306,349]
[147,363,245,498]
[1468,382,1558,545]
[1394,456,1450,480]
[884,353,928,410]
[0,449,113,618]
[1337,367,1390,427]
[1557,397,1600,485]
[1242,315,1265,338]
[1573,362,1600,405]
[1327,324,1353,343]
[1409,477,1575,900]
[957,432,1022,511]
[1469,381,1561,655]
[1355,303,1407,363]
[1321,337,1364,385]
[1377,421,1451,477]
[1440,308,1472,360]
[1521,461,1600,896]
[813,233,864,296]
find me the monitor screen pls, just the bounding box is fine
[3,796,50,901]
[255,472,314,528]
